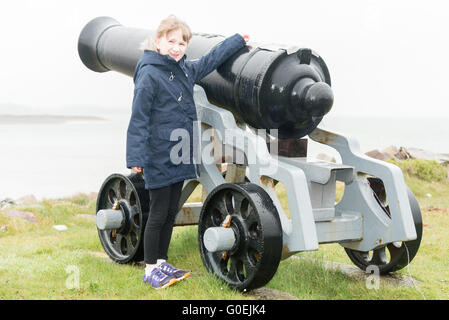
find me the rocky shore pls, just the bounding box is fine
[0,192,98,231]
[365,145,449,165]
[316,145,449,166]
[1,145,448,216]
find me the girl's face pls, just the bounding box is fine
[156,28,188,62]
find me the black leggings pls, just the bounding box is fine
[144,180,184,264]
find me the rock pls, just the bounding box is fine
[53,225,68,231]
[382,145,399,153]
[290,256,419,288]
[406,147,449,163]
[365,149,390,161]
[1,210,38,224]
[248,287,298,300]
[316,153,336,163]
[16,194,38,204]
[365,145,449,164]
[0,225,7,232]
[381,145,399,159]
[248,287,299,300]
[323,260,419,288]
[395,147,412,160]
[0,198,15,209]
[393,146,449,164]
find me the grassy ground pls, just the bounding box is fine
[0,160,448,300]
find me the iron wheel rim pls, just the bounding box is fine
[96,173,146,263]
[198,183,282,291]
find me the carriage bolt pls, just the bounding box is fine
[203,227,236,252]
[96,209,124,230]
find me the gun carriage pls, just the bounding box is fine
[78,17,422,291]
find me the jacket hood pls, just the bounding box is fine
[134,50,187,82]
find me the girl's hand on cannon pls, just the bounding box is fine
[131,166,143,175]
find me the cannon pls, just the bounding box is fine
[79,17,422,291]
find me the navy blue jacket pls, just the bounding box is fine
[126,33,246,189]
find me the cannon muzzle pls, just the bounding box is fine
[78,17,334,139]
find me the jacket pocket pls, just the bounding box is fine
[156,126,189,142]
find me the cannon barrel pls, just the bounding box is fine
[78,17,334,139]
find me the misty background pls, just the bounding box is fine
[1,0,448,199]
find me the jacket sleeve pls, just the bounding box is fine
[188,33,246,83]
[126,84,156,169]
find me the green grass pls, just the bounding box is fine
[1,161,448,300]
[389,159,447,182]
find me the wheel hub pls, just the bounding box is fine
[228,214,246,255]
[117,200,132,234]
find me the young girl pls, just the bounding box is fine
[126,15,248,289]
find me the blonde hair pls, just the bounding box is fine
[140,15,192,51]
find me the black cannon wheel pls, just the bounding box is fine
[198,183,283,291]
[96,173,149,264]
[344,178,423,274]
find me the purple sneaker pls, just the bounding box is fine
[142,267,177,289]
[159,262,191,281]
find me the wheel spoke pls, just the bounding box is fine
[123,235,131,250]
[113,234,123,253]
[125,185,133,202]
[232,192,246,216]
[245,209,261,240]
[125,233,137,251]
[120,234,132,255]
[205,214,215,228]
[245,208,259,226]
[243,257,257,276]
[247,238,262,253]
[211,197,229,217]
[386,242,403,260]
[359,251,371,263]
[227,257,240,283]
[130,208,141,231]
[106,187,117,207]
[118,180,128,199]
[208,195,232,226]
[370,247,388,265]
[112,180,121,199]
[215,252,229,275]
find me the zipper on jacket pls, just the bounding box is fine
[179,60,188,78]
[178,91,183,101]
[169,72,174,81]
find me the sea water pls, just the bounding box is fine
[1,108,448,200]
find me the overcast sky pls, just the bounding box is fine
[1,0,448,118]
